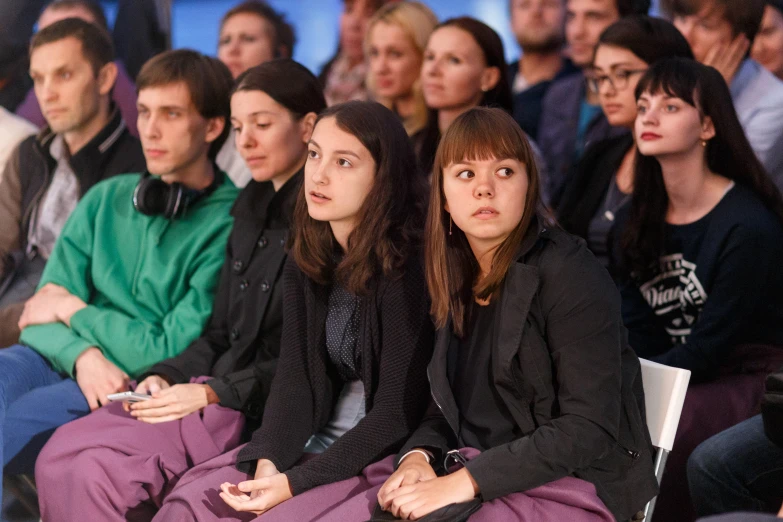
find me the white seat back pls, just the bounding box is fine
[639,358,691,452]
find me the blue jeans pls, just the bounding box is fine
[0,344,90,507]
[688,414,783,517]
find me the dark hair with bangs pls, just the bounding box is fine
[661,0,765,44]
[427,107,543,336]
[290,101,428,295]
[220,1,296,58]
[621,57,783,277]
[415,17,514,174]
[137,50,234,161]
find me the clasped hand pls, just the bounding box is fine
[377,453,479,520]
[219,459,293,515]
[18,283,86,329]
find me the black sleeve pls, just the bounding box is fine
[396,399,457,469]
[464,239,624,501]
[141,246,233,385]
[282,262,435,495]
[235,258,318,474]
[204,360,276,414]
[652,225,774,380]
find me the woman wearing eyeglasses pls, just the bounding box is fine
[557,16,693,267]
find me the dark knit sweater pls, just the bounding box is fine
[236,254,435,495]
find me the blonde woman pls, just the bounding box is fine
[365,1,438,135]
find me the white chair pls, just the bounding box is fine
[639,358,691,521]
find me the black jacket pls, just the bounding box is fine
[17,109,145,253]
[399,221,658,521]
[144,172,301,429]
[0,109,144,285]
[236,254,435,496]
[558,133,633,240]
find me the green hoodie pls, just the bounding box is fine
[19,172,238,378]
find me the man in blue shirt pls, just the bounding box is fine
[669,0,783,191]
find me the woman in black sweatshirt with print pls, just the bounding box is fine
[614,58,783,522]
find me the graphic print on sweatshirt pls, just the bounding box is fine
[639,253,708,345]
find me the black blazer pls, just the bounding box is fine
[400,220,658,521]
[236,254,436,496]
[143,172,301,429]
[558,133,634,241]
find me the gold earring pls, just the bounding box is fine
[449,215,452,236]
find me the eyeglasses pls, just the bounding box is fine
[586,69,648,94]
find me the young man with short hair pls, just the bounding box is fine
[667,0,783,191]
[537,0,649,208]
[0,18,144,348]
[0,49,238,502]
[507,0,579,138]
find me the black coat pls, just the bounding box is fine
[144,171,301,430]
[236,254,435,496]
[399,221,658,521]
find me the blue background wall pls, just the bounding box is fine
[100,0,522,75]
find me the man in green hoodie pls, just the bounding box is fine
[0,50,238,489]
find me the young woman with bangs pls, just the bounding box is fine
[144,101,435,521]
[263,107,657,521]
[374,107,657,521]
[614,57,783,522]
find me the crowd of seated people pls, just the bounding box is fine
[1,1,783,522]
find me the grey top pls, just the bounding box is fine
[27,135,80,259]
[587,177,630,267]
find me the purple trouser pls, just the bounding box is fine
[153,447,615,522]
[36,384,245,522]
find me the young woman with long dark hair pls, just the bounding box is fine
[142,101,434,521]
[616,57,783,522]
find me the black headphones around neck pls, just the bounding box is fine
[132,169,223,219]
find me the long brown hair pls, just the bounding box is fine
[426,107,543,336]
[290,101,428,294]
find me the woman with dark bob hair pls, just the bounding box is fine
[142,100,435,521]
[35,58,327,520]
[615,57,783,521]
[250,107,657,521]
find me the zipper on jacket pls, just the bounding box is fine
[427,366,458,438]
[21,146,54,243]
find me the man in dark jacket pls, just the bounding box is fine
[537,0,648,208]
[507,0,579,139]
[0,19,144,347]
